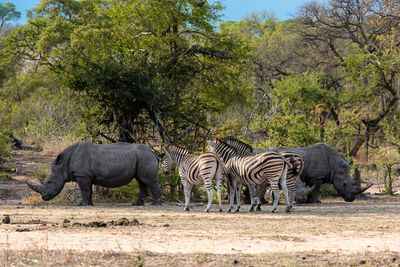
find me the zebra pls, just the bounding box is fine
[207,139,292,213]
[223,137,305,209]
[162,144,225,212]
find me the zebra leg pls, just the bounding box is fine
[256,185,262,211]
[270,181,281,213]
[234,183,241,213]
[217,178,223,212]
[181,177,192,211]
[204,178,214,213]
[279,166,291,213]
[288,176,298,209]
[248,185,257,212]
[226,175,236,212]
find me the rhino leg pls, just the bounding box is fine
[149,183,161,205]
[135,180,148,206]
[307,183,321,204]
[77,177,94,206]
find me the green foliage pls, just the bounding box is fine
[0,2,21,32]
[0,171,12,181]
[35,164,50,181]
[107,180,140,203]
[0,132,11,165]
[8,0,249,148]
[265,114,320,147]
[273,73,336,114]
[0,68,79,145]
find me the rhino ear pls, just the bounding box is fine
[55,154,63,164]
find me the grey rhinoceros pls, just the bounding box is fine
[254,143,372,203]
[27,142,161,206]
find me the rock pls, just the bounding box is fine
[2,215,10,224]
[63,219,71,223]
[16,228,30,232]
[111,218,130,226]
[359,260,366,265]
[233,259,239,264]
[87,221,107,227]
[131,219,140,226]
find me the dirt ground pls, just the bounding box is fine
[1,148,400,266]
[0,201,399,266]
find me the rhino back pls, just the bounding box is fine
[255,143,332,184]
[69,143,158,187]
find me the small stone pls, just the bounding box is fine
[16,228,30,232]
[233,259,239,264]
[392,257,397,262]
[63,219,70,224]
[131,219,140,226]
[163,224,169,227]
[359,260,366,265]
[2,215,10,224]
[302,257,307,260]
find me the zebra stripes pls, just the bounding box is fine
[162,145,225,212]
[223,137,304,209]
[280,152,304,208]
[208,139,292,213]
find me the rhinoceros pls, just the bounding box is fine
[254,143,372,203]
[27,142,161,206]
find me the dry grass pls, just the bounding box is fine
[0,249,398,266]
[21,193,43,205]
[40,139,76,157]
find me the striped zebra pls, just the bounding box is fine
[207,139,292,213]
[224,137,305,209]
[162,144,225,212]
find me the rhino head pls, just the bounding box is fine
[294,179,315,204]
[331,157,372,202]
[26,153,69,201]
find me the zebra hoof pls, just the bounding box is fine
[269,209,276,213]
[219,208,223,212]
[285,208,291,213]
[248,207,254,212]
[204,209,209,213]
[234,208,240,213]
[256,206,262,212]
[184,207,190,212]
[226,208,232,213]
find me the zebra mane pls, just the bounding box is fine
[214,138,238,153]
[223,136,253,153]
[166,144,190,155]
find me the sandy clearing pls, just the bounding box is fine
[1,202,399,256]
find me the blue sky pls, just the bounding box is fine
[3,0,324,25]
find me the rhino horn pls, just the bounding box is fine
[26,181,44,194]
[303,185,315,196]
[351,183,373,194]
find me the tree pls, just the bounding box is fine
[296,0,400,157]
[0,2,20,32]
[7,0,248,148]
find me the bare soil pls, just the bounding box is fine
[0,148,400,266]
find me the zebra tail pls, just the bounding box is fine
[283,158,293,170]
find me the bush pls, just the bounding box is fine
[107,180,140,203]
[0,132,11,165]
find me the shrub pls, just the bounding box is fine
[0,132,11,166]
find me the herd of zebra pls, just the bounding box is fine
[162,137,305,213]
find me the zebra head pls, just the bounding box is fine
[162,145,189,175]
[162,146,175,175]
